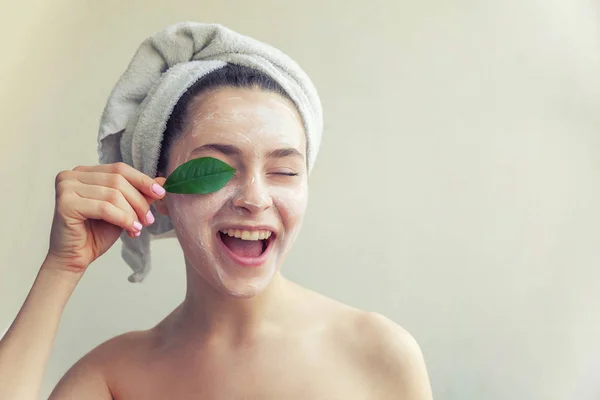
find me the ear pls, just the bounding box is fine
[152,176,170,216]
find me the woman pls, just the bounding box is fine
[0,24,432,399]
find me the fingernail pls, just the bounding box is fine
[146,210,155,224]
[152,183,166,196]
[134,230,141,237]
[133,221,143,231]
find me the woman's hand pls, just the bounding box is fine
[0,162,167,400]
[47,162,167,273]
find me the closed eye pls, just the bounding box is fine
[272,172,299,177]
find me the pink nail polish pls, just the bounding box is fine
[134,231,141,237]
[133,221,143,231]
[146,210,155,224]
[152,183,166,196]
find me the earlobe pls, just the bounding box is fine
[154,198,169,216]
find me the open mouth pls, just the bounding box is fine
[217,228,275,266]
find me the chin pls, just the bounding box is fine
[211,264,279,298]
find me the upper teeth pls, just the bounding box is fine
[220,229,272,241]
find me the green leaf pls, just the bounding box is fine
[163,157,235,194]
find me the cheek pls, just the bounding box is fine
[274,181,308,228]
[167,187,236,233]
[168,196,207,231]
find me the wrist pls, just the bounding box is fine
[41,253,86,281]
[34,261,83,303]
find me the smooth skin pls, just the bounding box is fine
[0,88,433,400]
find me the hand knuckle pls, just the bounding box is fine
[109,173,125,188]
[55,180,71,196]
[138,174,149,188]
[72,165,85,172]
[98,202,112,217]
[113,162,128,174]
[55,170,69,185]
[106,188,122,204]
[124,213,134,226]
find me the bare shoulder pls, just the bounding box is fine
[49,330,153,399]
[295,284,433,399]
[352,312,422,357]
[77,329,154,367]
[334,310,434,400]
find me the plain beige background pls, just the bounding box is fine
[1,0,599,399]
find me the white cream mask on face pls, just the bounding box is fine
[163,87,308,297]
[97,23,323,283]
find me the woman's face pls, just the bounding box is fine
[160,87,308,298]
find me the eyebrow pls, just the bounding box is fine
[190,143,241,156]
[266,148,304,159]
[190,143,304,160]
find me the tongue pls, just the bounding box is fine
[221,235,263,258]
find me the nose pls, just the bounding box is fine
[232,176,273,215]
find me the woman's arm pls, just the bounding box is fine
[0,163,165,399]
[0,256,82,399]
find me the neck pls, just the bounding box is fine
[174,260,289,344]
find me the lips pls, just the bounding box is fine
[216,228,276,267]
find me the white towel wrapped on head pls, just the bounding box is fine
[97,22,323,282]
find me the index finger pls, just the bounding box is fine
[73,162,166,199]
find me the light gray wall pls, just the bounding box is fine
[1,1,599,399]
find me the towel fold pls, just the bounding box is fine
[97,22,323,282]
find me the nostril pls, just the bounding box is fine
[232,194,272,213]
